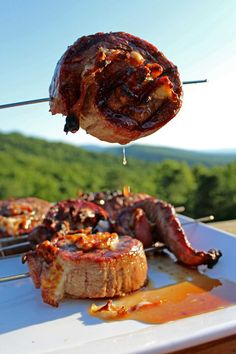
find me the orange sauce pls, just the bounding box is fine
[90,277,236,324]
[90,254,236,324]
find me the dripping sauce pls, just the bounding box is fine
[122,147,127,165]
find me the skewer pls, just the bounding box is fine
[0,239,164,258]
[0,241,31,256]
[0,213,216,281]
[0,97,49,109]
[144,242,165,253]
[0,241,165,283]
[182,215,214,226]
[175,206,185,213]
[0,244,164,283]
[0,234,28,245]
[0,252,28,260]
[0,80,207,110]
[0,214,214,258]
[182,79,207,85]
[0,272,30,283]
[0,201,201,257]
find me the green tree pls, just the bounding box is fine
[153,160,196,208]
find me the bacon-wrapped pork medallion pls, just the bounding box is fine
[29,199,110,245]
[23,229,148,307]
[0,197,51,238]
[115,198,222,268]
[49,32,182,144]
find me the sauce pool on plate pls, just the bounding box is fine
[89,275,236,324]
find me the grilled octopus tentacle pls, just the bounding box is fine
[115,206,153,248]
[137,199,222,268]
[115,196,222,268]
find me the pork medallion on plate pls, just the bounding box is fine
[23,228,148,307]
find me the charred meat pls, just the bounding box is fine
[24,230,148,307]
[115,198,222,268]
[28,199,110,244]
[49,32,182,144]
[0,197,51,238]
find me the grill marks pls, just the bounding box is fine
[49,32,182,144]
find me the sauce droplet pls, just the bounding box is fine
[122,147,127,165]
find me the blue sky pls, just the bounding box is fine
[0,0,236,150]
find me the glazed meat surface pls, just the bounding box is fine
[0,197,51,238]
[115,198,222,268]
[49,32,182,144]
[81,190,150,221]
[28,193,222,268]
[29,199,110,244]
[24,230,148,307]
[23,192,222,307]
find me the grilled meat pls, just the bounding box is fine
[27,193,222,268]
[24,230,148,307]
[0,197,51,238]
[49,32,182,144]
[102,192,150,221]
[22,192,222,306]
[115,198,222,268]
[28,199,110,244]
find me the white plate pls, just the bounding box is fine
[1,217,236,354]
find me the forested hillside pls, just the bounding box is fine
[1,132,236,221]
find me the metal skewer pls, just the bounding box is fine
[0,272,30,283]
[0,241,31,254]
[0,236,31,257]
[0,235,29,247]
[182,215,214,225]
[0,97,50,110]
[0,243,165,283]
[0,214,216,282]
[182,79,207,85]
[0,214,214,258]
[0,80,207,110]
[144,242,165,253]
[175,206,185,213]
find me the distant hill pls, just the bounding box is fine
[1,132,236,221]
[1,131,235,167]
[0,131,153,200]
[82,144,236,167]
